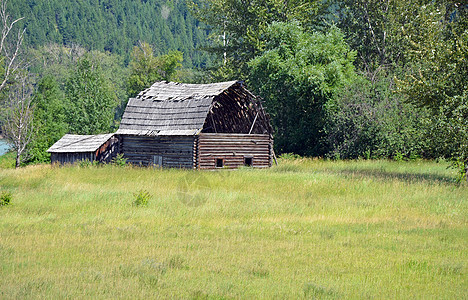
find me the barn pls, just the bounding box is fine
[47,133,118,164]
[116,80,273,169]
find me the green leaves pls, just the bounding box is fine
[395,3,468,180]
[65,57,118,135]
[127,42,183,97]
[27,76,67,163]
[249,23,356,156]
[191,0,325,79]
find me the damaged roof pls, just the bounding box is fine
[47,133,114,153]
[116,80,241,136]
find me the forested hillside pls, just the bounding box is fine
[8,0,212,67]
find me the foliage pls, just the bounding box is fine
[395,2,468,180]
[2,73,35,168]
[127,42,183,97]
[0,190,12,206]
[29,44,130,123]
[335,0,430,72]
[7,0,212,69]
[278,153,302,161]
[133,189,151,207]
[65,57,118,135]
[249,22,356,156]
[27,76,67,163]
[111,153,127,167]
[77,159,99,168]
[191,0,326,79]
[0,150,14,168]
[325,75,431,160]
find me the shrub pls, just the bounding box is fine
[278,153,302,161]
[133,190,151,206]
[325,75,431,160]
[111,153,127,166]
[77,159,99,168]
[0,191,12,206]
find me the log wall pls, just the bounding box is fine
[197,133,272,169]
[120,135,195,168]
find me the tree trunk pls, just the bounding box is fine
[465,160,468,182]
[15,151,20,168]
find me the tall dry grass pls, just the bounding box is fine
[0,158,466,298]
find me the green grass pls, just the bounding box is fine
[0,158,466,299]
[0,151,15,169]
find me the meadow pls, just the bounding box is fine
[0,157,466,299]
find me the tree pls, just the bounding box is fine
[127,41,183,97]
[2,73,34,168]
[0,0,25,92]
[65,57,118,134]
[335,0,433,74]
[248,22,356,156]
[27,76,67,163]
[325,74,431,160]
[396,2,468,181]
[191,0,326,79]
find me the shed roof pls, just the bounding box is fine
[47,133,114,153]
[116,81,241,136]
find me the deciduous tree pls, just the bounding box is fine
[2,73,34,168]
[191,0,325,79]
[249,22,356,156]
[396,2,468,181]
[127,42,183,97]
[65,57,118,134]
[0,0,25,92]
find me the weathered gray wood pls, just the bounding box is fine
[121,135,195,168]
[47,134,114,153]
[118,81,272,137]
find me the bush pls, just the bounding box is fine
[278,153,302,161]
[0,191,12,206]
[111,153,127,166]
[77,159,99,168]
[133,190,151,206]
[325,75,431,160]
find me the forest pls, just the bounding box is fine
[0,0,466,180]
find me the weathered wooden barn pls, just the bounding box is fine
[116,80,273,169]
[47,133,118,164]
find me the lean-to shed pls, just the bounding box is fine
[117,80,273,169]
[47,133,118,164]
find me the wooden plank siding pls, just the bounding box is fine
[120,135,195,168]
[196,133,272,169]
[51,152,95,165]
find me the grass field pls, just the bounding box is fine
[0,157,467,299]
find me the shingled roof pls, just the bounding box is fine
[116,80,243,136]
[47,134,114,153]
